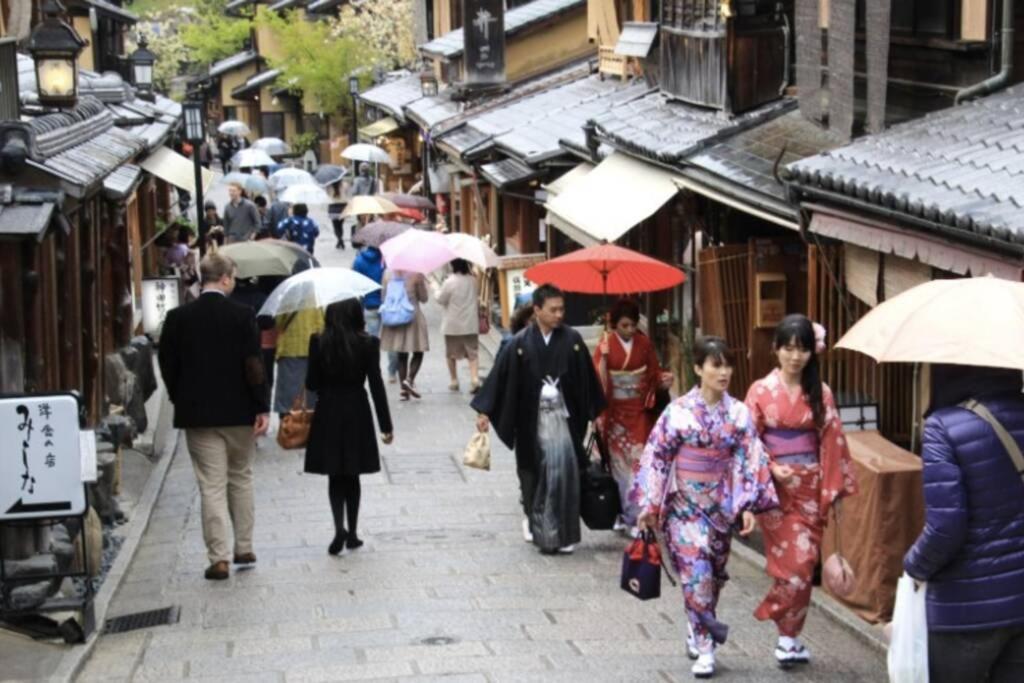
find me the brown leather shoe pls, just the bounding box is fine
[204,561,229,580]
[233,552,257,565]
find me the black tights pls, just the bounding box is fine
[328,475,361,538]
[396,352,424,385]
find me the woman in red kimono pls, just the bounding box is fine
[593,299,673,533]
[744,314,857,666]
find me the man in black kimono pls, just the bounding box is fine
[472,284,606,552]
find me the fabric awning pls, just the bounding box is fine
[543,162,594,198]
[545,152,679,246]
[359,117,400,140]
[139,147,217,197]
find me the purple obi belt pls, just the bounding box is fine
[676,446,731,483]
[763,428,819,466]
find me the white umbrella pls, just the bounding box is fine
[218,120,250,136]
[232,148,276,169]
[252,137,291,156]
[279,183,332,205]
[446,232,500,268]
[223,172,269,195]
[342,143,393,166]
[269,167,316,192]
[259,267,381,317]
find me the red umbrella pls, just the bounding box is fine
[524,243,685,295]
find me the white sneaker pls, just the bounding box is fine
[686,623,699,660]
[521,518,533,543]
[557,544,576,554]
[691,652,715,678]
[774,636,810,665]
[612,516,627,532]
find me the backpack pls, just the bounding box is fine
[380,276,415,327]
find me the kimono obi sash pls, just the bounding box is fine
[675,446,731,483]
[763,428,819,465]
[608,366,647,401]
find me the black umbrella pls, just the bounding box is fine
[351,221,412,248]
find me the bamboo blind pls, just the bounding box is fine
[699,244,753,397]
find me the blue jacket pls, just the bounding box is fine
[353,247,384,310]
[904,393,1024,631]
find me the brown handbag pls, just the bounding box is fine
[277,392,313,450]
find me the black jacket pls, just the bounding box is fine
[158,291,270,428]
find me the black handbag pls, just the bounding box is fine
[579,430,622,530]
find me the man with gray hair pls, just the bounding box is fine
[158,253,270,580]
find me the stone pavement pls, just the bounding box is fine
[77,217,887,682]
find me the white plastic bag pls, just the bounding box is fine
[888,573,929,683]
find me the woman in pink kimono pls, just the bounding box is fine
[632,337,778,679]
[744,314,857,667]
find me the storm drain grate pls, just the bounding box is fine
[104,606,180,634]
[420,636,458,646]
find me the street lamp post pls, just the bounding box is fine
[182,100,207,255]
[27,0,87,108]
[348,75,360,146]
[129,34,156,102]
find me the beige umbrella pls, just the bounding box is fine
[835,275,1024,370]
[341,195,400,218]
[446,232,499,268]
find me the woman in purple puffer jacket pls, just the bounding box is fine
[903,364,1024,683]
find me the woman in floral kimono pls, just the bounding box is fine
[632,337,778,679]
[745,314,857,667]
[593,299,673,533]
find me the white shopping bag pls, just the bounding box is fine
[888,573,929,683]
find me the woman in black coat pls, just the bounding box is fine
[305,299,393,555]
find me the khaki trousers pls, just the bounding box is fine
[185,426,256,564]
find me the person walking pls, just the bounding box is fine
[903,364,1024,683]
[274,203,320,255]
[472,284,606,553]
[353,245,400,381]
[304,299,393,555]
[379,269,429,401]
[157,253,270,580]
[223,182,262,244]
[436,259,481,393]
[633,336,778,678]
[744,314,858,666]
[593,298,673,535]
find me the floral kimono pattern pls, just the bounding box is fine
[630,388,778,654]
[594,332,663,523]
[745,369,858,637]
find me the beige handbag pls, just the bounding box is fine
[463,431,491,471]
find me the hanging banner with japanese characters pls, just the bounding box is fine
[464,0,506,87]
[0,394,86,521]
[141,277,181,340]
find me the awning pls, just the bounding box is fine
[543,162,594,198]
[0,202,56,241]
[809,211,1023,281]
[139,147,217,197]
[672,174,799,231]
[545,152,679,246]
[359,117,400,140]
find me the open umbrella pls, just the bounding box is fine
[446,232,499,269]
[381,192,436,210]
[314,164,347,186]
[252,137,291,156]
[836,275,1024,370]
[351,221,411,248]
[232,148,276,169]
[341,195,400,218]
[218,120,250,136]
[223,172,269,196]
[218,239,318,278]
[269,167,316,192]
[259,267,381,317]
[342,143,393,166]
[380,229,456,274]
[524,243,685,296]
[279,183,332,205]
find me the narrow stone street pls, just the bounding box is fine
[77,208,887,682]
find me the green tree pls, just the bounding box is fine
[129,21,189,93]
[180,0,251,65]
[333,0,417,70]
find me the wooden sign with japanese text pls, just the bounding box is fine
[464,0,506,87]
[1,394,86,521]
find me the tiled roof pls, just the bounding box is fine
[232,69,282,98]
[615,22,658,57]
[209,50,260,78]
[479,158,542,188]
[788,84,1024,244]
[420,0,586,59]
[594,92,791,164]
[0,203,56,239]
[268,0,306,10]
[359,73,422,123]
[307,0,350,13]
[103,164,143,199]
[33,126,145,196]
[405,92,461,129]
[18,54,132,104]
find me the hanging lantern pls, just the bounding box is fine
[129,34,157,99]
[27,0,88,108]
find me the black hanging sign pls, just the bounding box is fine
[464,0,506,87]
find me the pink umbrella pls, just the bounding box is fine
[380,229,456,274]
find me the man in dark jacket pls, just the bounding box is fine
[223,182,261,243]
[158,253,270,580]
[904,364,1024,683]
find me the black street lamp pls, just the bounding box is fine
[129,34,157,101]
[27,0,87,108]
[348,74,360,145]
[182,100,208,254]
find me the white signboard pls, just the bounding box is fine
[503,268,536,314]
[141,277,181,339]
[1,394,86,520]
